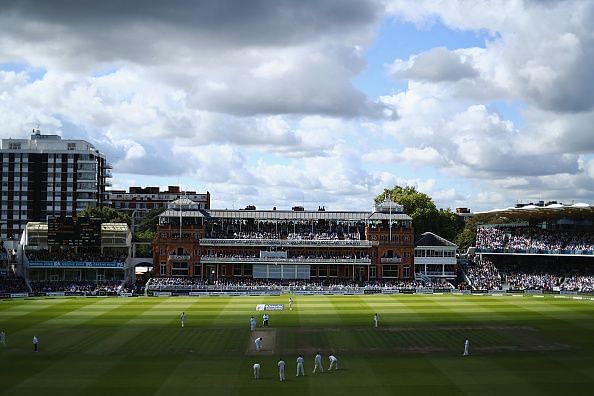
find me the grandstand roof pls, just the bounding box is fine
[415,232,457,248]
[474,203,594,221]
[159,208,412,221]
[206,209,412,221]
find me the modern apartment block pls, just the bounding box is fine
[0,130,111,239]
[109,186,210,232]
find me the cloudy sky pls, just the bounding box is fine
[1,0,593,211]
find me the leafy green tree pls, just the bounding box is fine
[137,207,166,234]
[78,205,131,225]
[454,226,476,252]
[133,208,165,257]
[375,186,462,241]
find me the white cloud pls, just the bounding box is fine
[2,1,594,213]
[389,47,478,82]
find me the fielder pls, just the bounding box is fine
[181,312,186,328]
[328,354,338,371]
[463,338,470,356]
[313,352,323,373]
[0,330,5,346]
[255,337,263,352]
[296,354,304,376]
[374,313,379,328]
[33,335,38,352]
[253,363,261,379]
[250,316,256,332]
[278,358,286,381]
[289,297,293,311]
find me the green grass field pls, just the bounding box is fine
[1,294,594,395]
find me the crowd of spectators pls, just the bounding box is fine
[560,276,594,292]
[206,221,365,241]
[506,273,562,291]
[26,249,128,263]
[476,227,594,254]
[287,232,360,241]
[503,271,594,293]
[31,280,125,294]
[0,276,29,294]
[232,231,279,240]
[201,253,370,260]
[464,256,503,290]
[146,277,442,291]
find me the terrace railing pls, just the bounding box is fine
[199,238,372,247]
[200,256,371,265]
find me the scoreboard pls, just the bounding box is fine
[47,217,102,246]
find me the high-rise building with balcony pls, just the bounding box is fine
[0,129,111,239]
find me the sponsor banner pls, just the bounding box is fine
[382,289,399,295]
[489,290,505,295]
[398,289,416,294]
[0,292,11,298]
[525,289,543,295]
[256,304,284,311]
[29,261,125,268]
[434,288,453,293]
[118,293,133,297]
[418,288,434,294]
[186,291,280,297]
[560,290,578,295]
[47,292,66,296]
[364,289,382,294]
[10,293,29,298]
[154,291,172,297]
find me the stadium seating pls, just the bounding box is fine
[0,276,29,294]
[464,256,503,290]
[476,227,594,255]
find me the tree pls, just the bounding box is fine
[133,208,165,258]
[454,226,475,252]
[78,205,131,225]
[137,207,166,234]
[375,186,462,241]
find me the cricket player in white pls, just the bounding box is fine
[296,354,304,376]
[278,358,286,381]
[263,313,269,327]
[181,312,186,328]
[328,355,338,371]
[0,330,5,346]
[255,337,263,352]
[463,338,470,356]
[289,297,293,311]
[313,352,323,373]
[33,335,38,352]
[253,363,261,379]
[374,313,379,328]
[250,316,256,332]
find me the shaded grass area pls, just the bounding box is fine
[0,295,593,395]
